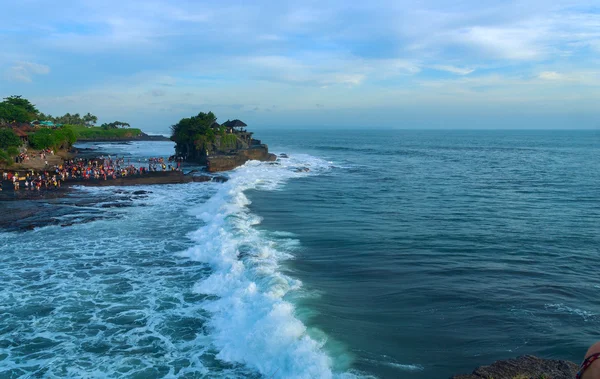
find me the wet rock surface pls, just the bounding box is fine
[207,146,277,172]
[0,173,228,232]
[451,355,578,379]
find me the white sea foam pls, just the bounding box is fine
[180,155,356,378]
[0,153,359,378]
[384,362,425,371]
[545,303,596,321]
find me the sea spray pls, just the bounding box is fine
[180,155,349,378]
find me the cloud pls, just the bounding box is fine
[451,25,547,60]
[6,61,50,82]
[246,55,367,86]
[1,0,599,127]
[431,65,475,75]
[149,89,166,97]
[538,71,563,80]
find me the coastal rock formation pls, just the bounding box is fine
[170,112,275,172]
[451,355,578,379]
[67,172,228,186]
[207,146,277,172]
[0,172,228,200]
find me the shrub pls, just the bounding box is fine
[0,149,12,166]
[0,128,21,149]
[29,127,77,150]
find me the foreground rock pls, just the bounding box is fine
[68,171,195,186]
[207,146,277,172]
[452,355,578,379]
[0,172,228,201]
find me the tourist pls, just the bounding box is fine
[579,341,600,378]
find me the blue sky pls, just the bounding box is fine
[0,0,599,131]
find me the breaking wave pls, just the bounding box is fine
[179,155,358,378]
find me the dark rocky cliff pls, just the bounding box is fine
[451,355,578,379]
[206,145,277,172]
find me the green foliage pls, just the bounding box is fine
[0,149,12,165]
[59,125,77,146]
[0,96,39,123]
[0,102,33,123]
[99,121,131,129]
[29,128,56,149]
[29,126,77,149]
[6,146,19,156]
[3,95,38,114]
[83,112,98,126]
[0,128,21,149]
[38,111,99,126]
[0,95,137,152]
[220,133,238,149]
[70,124,142,140]
[170,111,217,150]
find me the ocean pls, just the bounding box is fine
[0,129,598,378]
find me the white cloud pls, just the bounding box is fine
[538,71,563,80]
[2,0,600,125]
[431,65,475,75]
[6,61,50,82]
[453,25,547,60]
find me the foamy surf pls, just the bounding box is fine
[180,154,356,378]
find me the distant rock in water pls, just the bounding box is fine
[451,355,578,379]
[279,153,289,158]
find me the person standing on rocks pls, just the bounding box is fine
[579,342,600,378]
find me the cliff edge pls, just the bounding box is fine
[451,355,578,379]
[206,145,277,172]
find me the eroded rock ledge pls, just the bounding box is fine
[451,355,578,379]
[206,145,277,172]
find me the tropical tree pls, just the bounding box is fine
[0,128,21,149]
[100,121,131,129]
[83,112,98,127]
[3,95,38,115]
[0,99,35,123]
[29,126,77,149]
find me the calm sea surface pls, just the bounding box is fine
[0,130,598,378]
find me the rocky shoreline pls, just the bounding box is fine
[0,171,227,201]
[76,132,170,142]
[451,355,578,379]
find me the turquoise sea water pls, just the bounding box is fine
[0,130,598,378]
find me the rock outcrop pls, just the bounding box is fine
[68,171,228,186]
[206,145,277,172]
[0,172,228,200]
[171,114,275,172]
[451,355,578,379]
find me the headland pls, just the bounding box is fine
[170,113,276,172]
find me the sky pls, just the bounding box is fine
[0,0,599,132]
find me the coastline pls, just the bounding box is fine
[0,171,228,200]
[75,132,171,143]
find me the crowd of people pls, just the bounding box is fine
[0,171,60,191]
[1,155,180,191]
[13,148,54,165]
